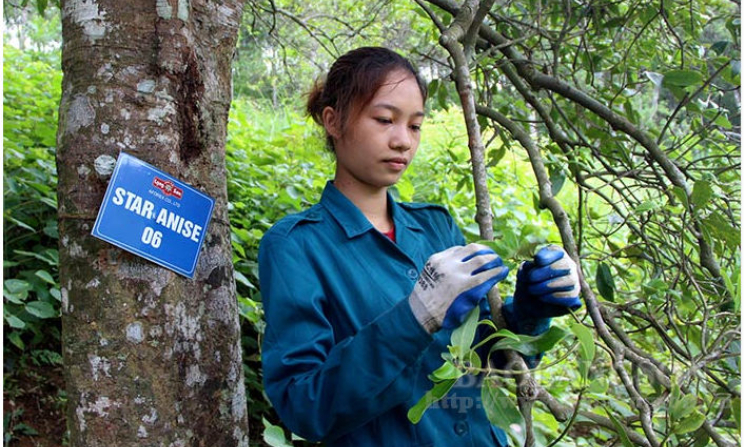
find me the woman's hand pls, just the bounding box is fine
[409,243,509,334]
[513,245,582,319]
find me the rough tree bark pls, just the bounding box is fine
[56,1,248,445]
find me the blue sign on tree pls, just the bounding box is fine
[91,152,215,278]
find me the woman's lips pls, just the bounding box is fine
[384,157,408,171]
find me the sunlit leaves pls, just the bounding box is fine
[4,42,62,353]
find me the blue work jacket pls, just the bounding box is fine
[259,182,511,447]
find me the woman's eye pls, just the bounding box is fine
[375,117,393,124]
[410,124,422,132]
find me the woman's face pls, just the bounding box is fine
[324,70,425,193]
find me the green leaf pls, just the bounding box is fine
[701,211,740,248]
[234,271,256,289]
[710,41,730,55]
[492,328,521,341]
[596,262,615,302]
[730,59,740,77]
[634,200,661,213]
[662,69,703,88]
[570,322,595,381]
[690,180,713,209]
[732,398,741,431]
[729,269,740,314]
[261,419,293,447]
[13,423,38,436]
[692,427,711,447]
[5,279,31,294]
[13,249,58,266]
[5,313,26,329]
[4,292,26,305]
[25,301,57,319]
[491,326,569,356]
[408,379,457,424]
[671,186,689,207]
[4,279,31,303]
[604,407,634,447]
[7,217,35,232]
[462,349,482,370]
[450,307,480,358]
[481,380,523,432]
[487,144,506,168]
[8,331,25,350]
[285,185,300,200]
[670,393,698,421]
[35,270,55,284]
[587,377,608,394]
[702,109,733,129]
[549,165,566,196]
[437,81,449,110]
[673,411,706,434]
[36,0,49,16]
[414,4,431,19]
[429,361,464,381]
[642,277,668,298]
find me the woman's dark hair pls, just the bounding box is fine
[307,47,427,151]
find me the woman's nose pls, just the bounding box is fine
[390,125,412,151]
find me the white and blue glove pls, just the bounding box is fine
[503,245,582,335]
[409,244,509,334]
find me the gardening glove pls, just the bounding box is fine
[409,243,509,334]
[503,245,582,336]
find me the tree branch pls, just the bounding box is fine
[424,0,731,302]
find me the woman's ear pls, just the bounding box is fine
[321,106,341,139]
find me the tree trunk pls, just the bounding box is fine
[56,1,248,445]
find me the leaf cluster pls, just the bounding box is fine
[3,44,63,360]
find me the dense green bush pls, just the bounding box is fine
[3,44,63,365]
[3,42,65,446]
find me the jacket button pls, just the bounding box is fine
[407,268,418,280]
[454,420,469,436]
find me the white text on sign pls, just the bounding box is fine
[111,187,203,244]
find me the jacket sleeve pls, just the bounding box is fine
[259,232,434,442]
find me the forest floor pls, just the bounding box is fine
[4,364,66,447]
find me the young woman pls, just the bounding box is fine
[259,47,582,447]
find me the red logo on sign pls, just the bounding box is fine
[152,177,183,199]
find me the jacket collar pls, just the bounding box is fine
[320,181,424,239]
